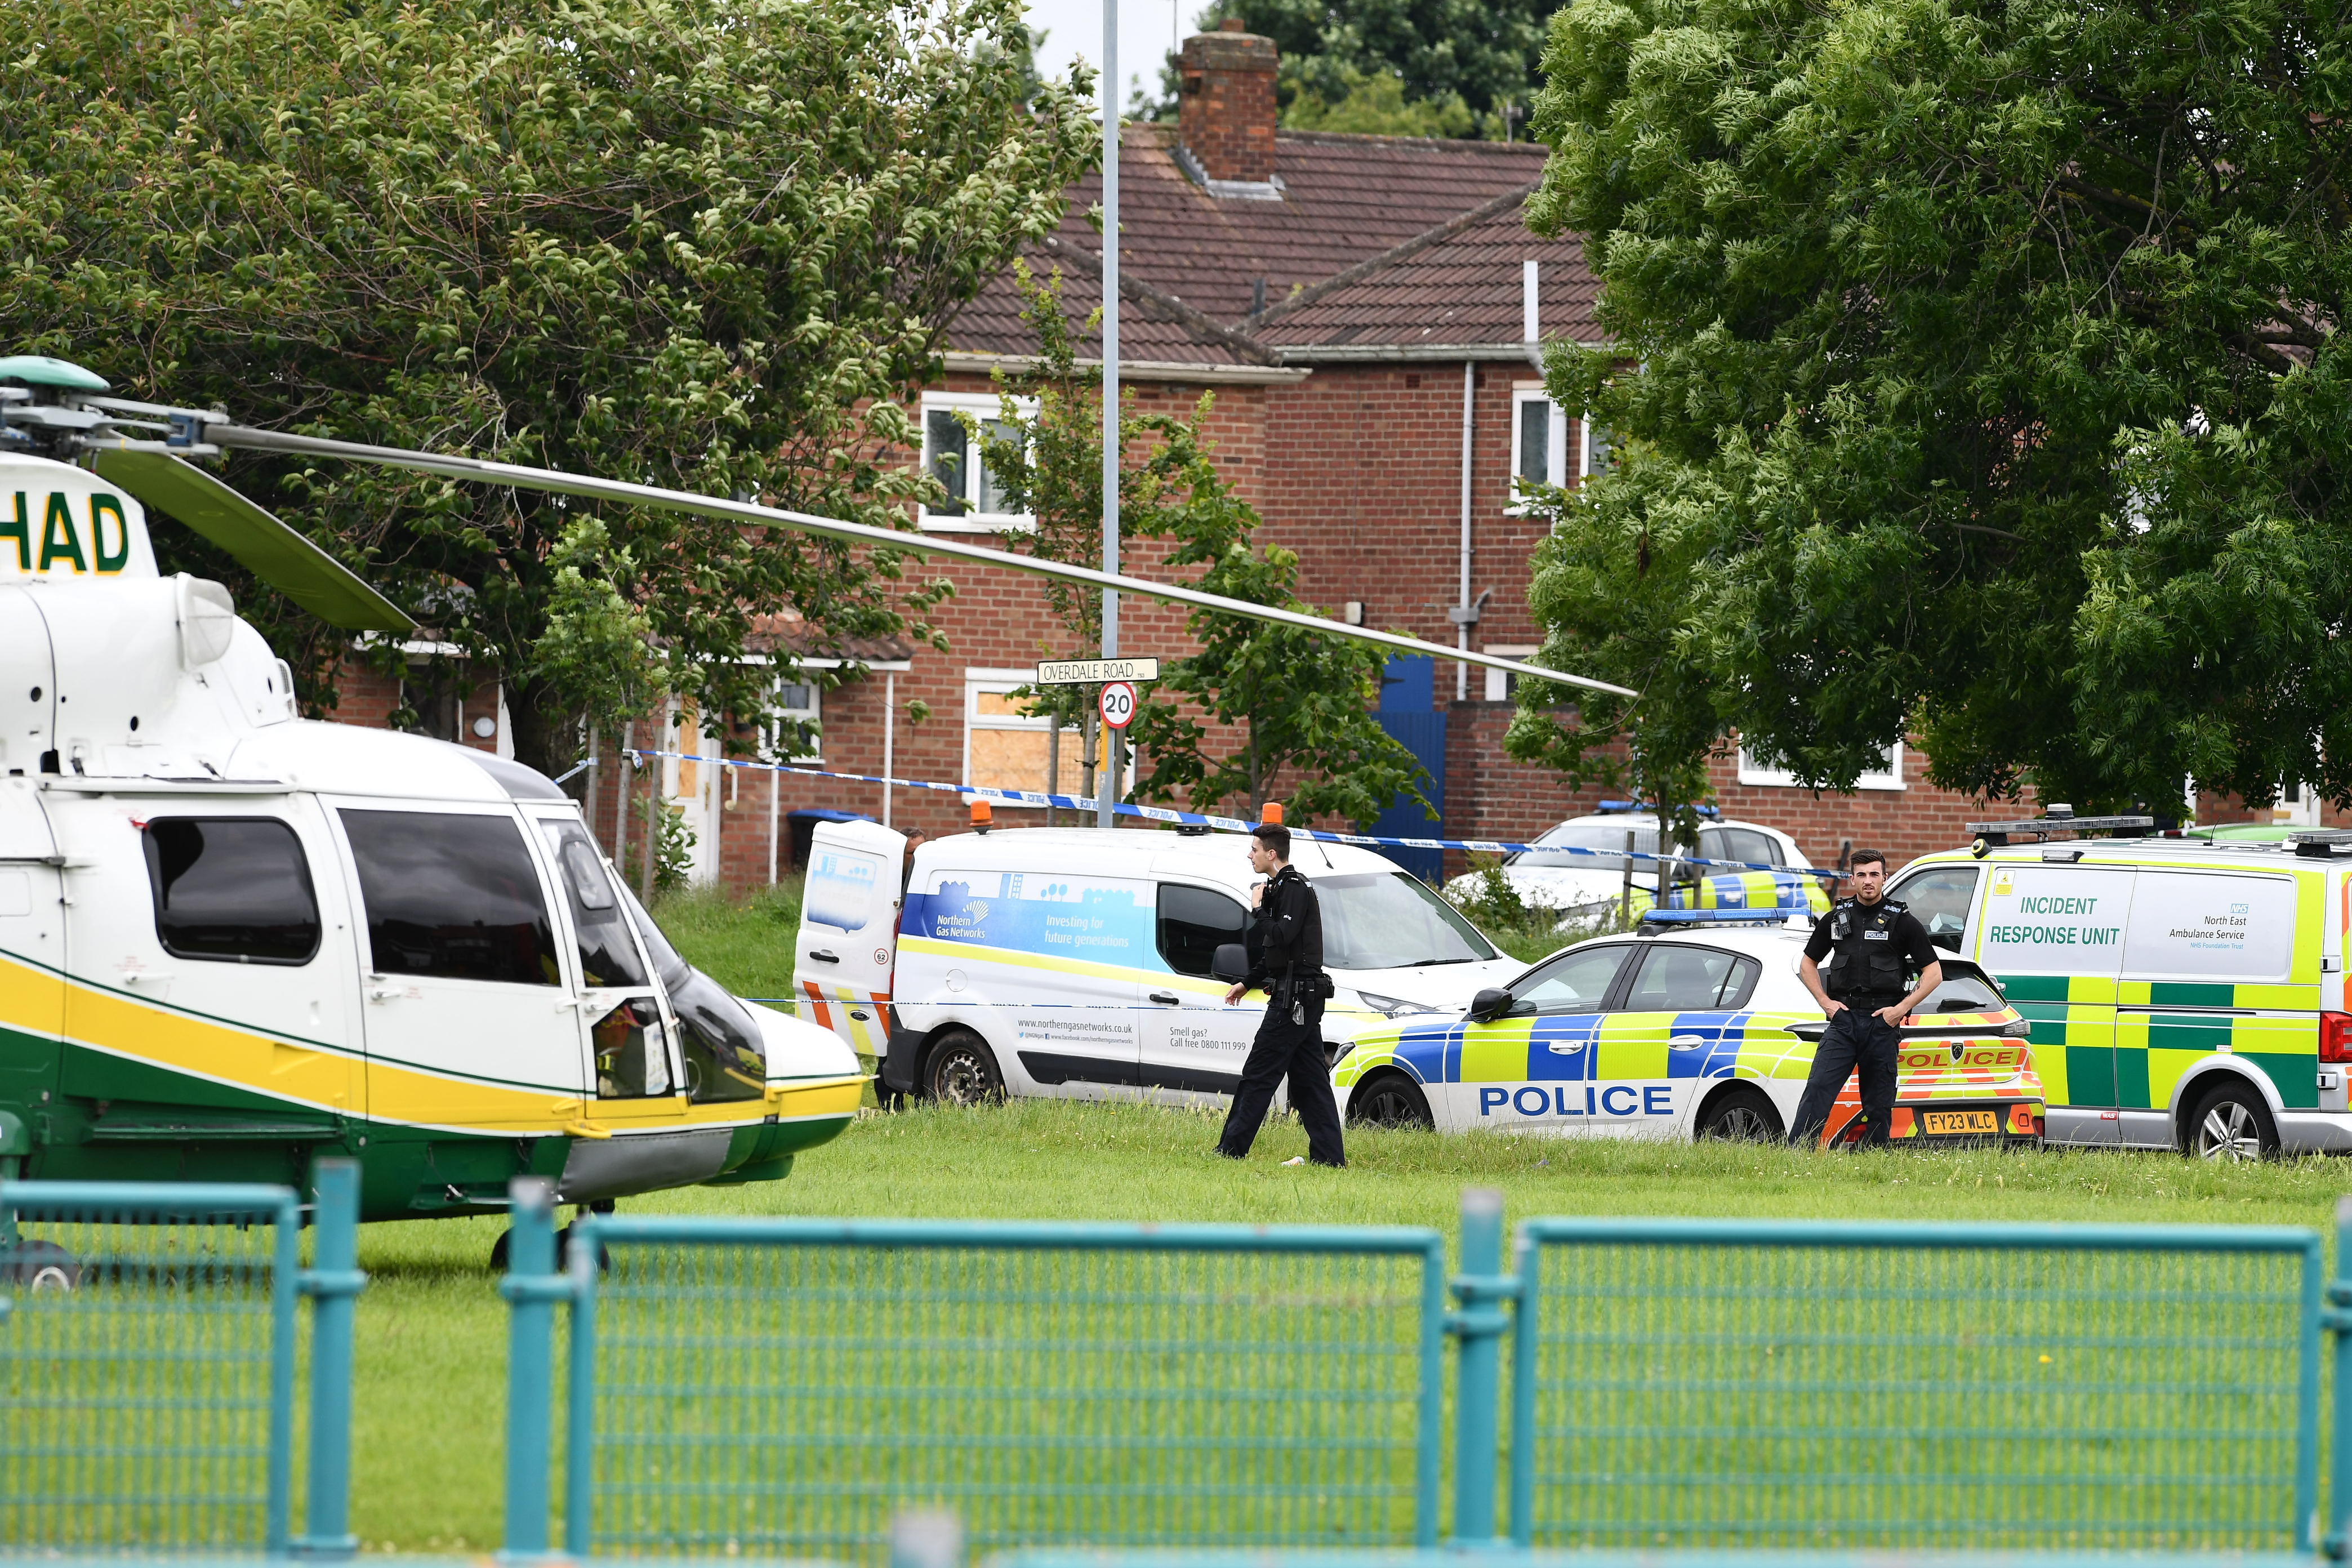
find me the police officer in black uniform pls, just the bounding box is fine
[1792,848,1942,1147]
[1217,822,1346,1166]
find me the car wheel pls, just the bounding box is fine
[0,1240,81,1292]
[924,1029,1004,1106]
[1349,1072,1435,1130]
[2186,1080,2278,1161]
[1695,1084,1783,1143]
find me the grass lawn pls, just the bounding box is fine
[337,886,2352,1553]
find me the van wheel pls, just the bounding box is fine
[924,1030,1004,1107]
[1349,1072,1434,1130]
[0,1240,81,1292]
[1696,1084,1783,1143]
[2186,1080,2278,1161]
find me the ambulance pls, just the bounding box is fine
[1328,919,2044,1143]
[789,821,1523,1104]
[1886,820,2352,1158]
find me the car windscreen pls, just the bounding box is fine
[1315,871,1497,968]
[1505,823,1660,871]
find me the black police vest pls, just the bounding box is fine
[1823,897,1913,1004]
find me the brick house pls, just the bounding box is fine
[335,22,2310,891]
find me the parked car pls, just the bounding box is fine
[1332,921,2043,1145]
[1444,808,1825,926]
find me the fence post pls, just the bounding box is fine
[1450,1186,1513,1547]
[1508,1222,1538,1547]
[2328,1196,2352,1558]
[294,1159,367,1558]
[563,1221,598,1557]
[498,1177,563,1562]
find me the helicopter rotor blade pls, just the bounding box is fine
[90,447,417,632]
[207,423,1636,699]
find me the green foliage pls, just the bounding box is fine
[1522,0,2352,814]
[639,796,697,896]
[1281,66,1475,137]
[1204,0,1556,132]
[0,0,1094,772]
[978,269,1429,822]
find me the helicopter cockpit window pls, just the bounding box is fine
[537,821,649,989]
[615,881,767,1103]
[339,809,560,986]
[141,818,320,965]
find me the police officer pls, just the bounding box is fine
[1217,823,1346,1167]
[1791,848,1942,1147]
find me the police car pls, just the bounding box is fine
[1888,821,2352,1157]
[791,821,1523,1106]
[1442,806,1827,926]
[1330,919,2046,1145]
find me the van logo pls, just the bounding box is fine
[966,899,990,922]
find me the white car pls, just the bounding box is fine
[1445,810,1810,924]
[790,822,1524,1106]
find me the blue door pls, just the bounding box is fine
[1366,656,1446,883]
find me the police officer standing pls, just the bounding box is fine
[1217,823,1346,1167]
[1791,849,1942,1147]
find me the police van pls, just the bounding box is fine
[1887,822,2352,1158]
[789,821,1522,1105]
[1329,921,2044,1143]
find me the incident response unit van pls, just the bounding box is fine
[1887,825,2352,1157]
[789,821,1522,1106]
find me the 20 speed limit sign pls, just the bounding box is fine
[1099,680,1138,730]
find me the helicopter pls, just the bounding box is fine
[0,351,1631,1245]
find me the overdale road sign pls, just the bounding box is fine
[1035,657,1160,685]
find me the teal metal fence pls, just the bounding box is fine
[498,1178,1448,1561]
[0,1160,364,1557]
[1508,1216,2322,1554]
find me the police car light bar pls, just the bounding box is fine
[2288,830,2352,858]
[1966,814,2154,845]
[1637,908,1806,929]
[1597,801,1722,818]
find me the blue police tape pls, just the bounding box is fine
[619,746,1842,884]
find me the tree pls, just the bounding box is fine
[1521,0,2352,813]
[0,0,1097,774]
[978,267,1429,821]
[1201,0,1557,135]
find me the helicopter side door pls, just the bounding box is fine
[0,773,63,1152]
[328,799,589,1131]
[46,791,364,1159]
[529,812,680,1121]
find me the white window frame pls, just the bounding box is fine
[1737,741,1906,792]
[760,678,822,764]
[963,667,1055,808]
[1509,386,1569,507]
[1482,644,1538,704]
[919,392,1036,533]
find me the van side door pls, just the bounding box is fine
[1974,862,2135,1144]
[792,819,906,1063]
[1139,881,1257,1098]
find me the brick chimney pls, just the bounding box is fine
[1178,19,1279,186]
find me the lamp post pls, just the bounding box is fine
[1097,0,1122,831]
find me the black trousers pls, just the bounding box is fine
[1216,989,1346,1166]
[1789,1005,1901,1147]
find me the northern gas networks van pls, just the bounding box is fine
[790,822,1522,1106]
[1887,826,2352,1157]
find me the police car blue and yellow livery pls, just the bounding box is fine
[1333,923,2043,1144]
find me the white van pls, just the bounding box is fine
[790,822,1522,1105]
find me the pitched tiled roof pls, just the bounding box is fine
[1253,191,1598,355]
[941,124,1556,363]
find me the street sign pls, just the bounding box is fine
[1035,657,1160,686]
[1099,680,1138,730]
